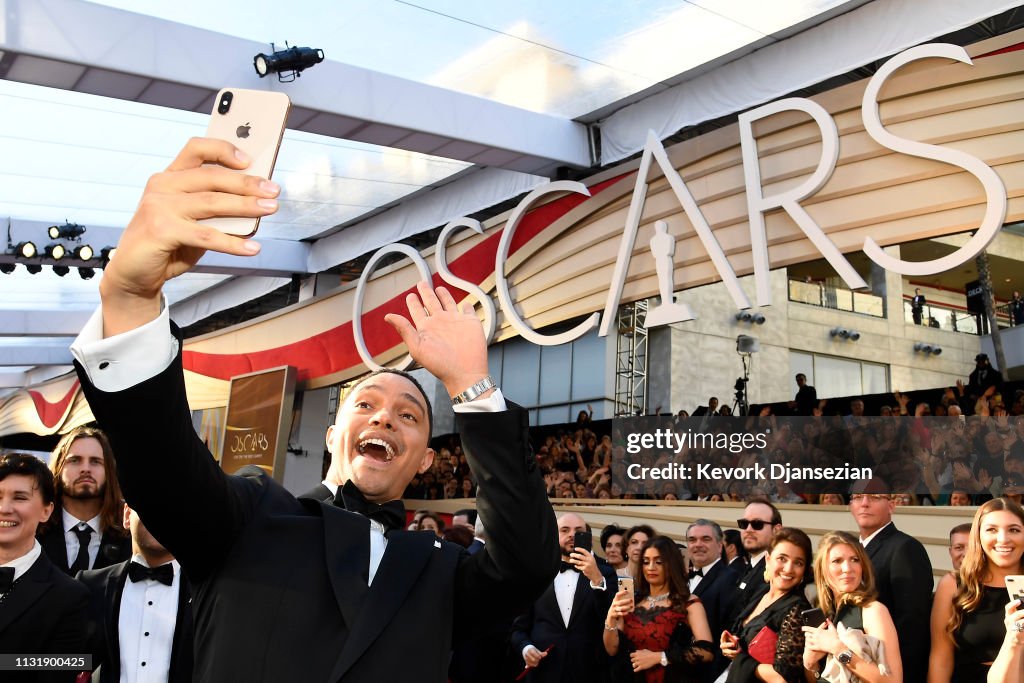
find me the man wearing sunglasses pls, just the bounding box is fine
[729,498,782,622]
[850,484,932,683]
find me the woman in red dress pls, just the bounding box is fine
[604,535,714,682]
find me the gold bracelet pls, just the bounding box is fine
[604,624,617,632]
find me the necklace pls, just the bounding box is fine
[646,592,670,603]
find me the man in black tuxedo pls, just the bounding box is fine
[728,498,782,625]
[78,505,192,682]
[910,288,926,325]
[70,137,559,682]
[685,520,737,681]
[510,512,617,682]
[0,452,90,682]
[850,488,932,683]
[38,427,131,575]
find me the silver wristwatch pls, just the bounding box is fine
[451,375,497,404]
[660,651,668,667]
[837,649,853,665]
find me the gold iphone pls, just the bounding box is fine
[201,88,290,237]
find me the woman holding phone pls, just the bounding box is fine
[802,531,902,682]
[604,535,713,682]
[720,527,812,683]
[929,497,1024,683]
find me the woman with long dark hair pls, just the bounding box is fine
[721,527,812,683]
[803,530,901,682]
[929,497,1024,683]
[604,535,713,682]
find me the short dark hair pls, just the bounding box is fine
[347,368,434,433]
[745,496,782,525]
[625,524,656,545]
[724,528,746,556]
[949,523,972,539]
[0,452,55,505]
[453,508,476,526]
[600,524,626,549]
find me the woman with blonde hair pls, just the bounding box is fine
[929,497,1024,683]
[803,531,901,682]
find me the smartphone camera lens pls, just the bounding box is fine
[218,91,233,115]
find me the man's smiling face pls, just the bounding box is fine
[326,372,434,502]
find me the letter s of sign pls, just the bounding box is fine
[435,218,496,345]
[494,181,600,346]
[352,243,433,371]
[860,43,1007,276]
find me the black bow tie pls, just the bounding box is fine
[128,561,174,586]
[335,480,405,532]
[0,566,14,592]
[560,561,579,573]
[688,566,704,579]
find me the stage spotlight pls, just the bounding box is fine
[753,313,766,325]
[25,264,41,275]
[52,265,69,277]
[735,311,752,322]
[100,246,117,267]
[848,330,861,341]
[913,342,924,352]
[253,45,324,81]
[932,346,942,355]
[0,263,15,274]
[14,241,36,258]
[45,243,66,260]
[72,244,94,261]
[48,222,86,240]
[921,344,933,353]
[78,267,95,280]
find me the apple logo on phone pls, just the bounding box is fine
[236,123,251,139]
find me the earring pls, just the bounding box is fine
[763,569,770,582]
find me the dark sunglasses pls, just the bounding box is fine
[737,519,772,530]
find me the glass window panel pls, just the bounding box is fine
[539,405,570,425]
[862,363,888,395]
[570,329,606,402]
[539,342,572,405]
[790,351,814,396]
[500,338,540,407]
[813,356,862,399]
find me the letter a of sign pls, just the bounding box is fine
[599,131,750,336]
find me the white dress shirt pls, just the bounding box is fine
[1,539,42,590]
[119,555,180,683]
[553,566,579,628]
[62,509,101,570]
[71,300,507,588]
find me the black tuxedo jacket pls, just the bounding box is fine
[75,340,558,683]
[728,555,767,626]
[510,562,618,683]
[77,561,193,683]
[864,523,932,683]
[299,482,335,504]
[0,551,90,682]
[691,560,738,681]
[38,520,131,576]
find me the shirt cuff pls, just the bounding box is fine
[451,387,506,413]
[590,576,608,591]
[70,298,179,392]
[522,644,539,660]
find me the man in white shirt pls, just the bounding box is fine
[38,427,131,575]
[0,452,90,679]
[510,512,617,683]
[78,506,193,683]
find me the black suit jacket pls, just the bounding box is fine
[299,482,335,504]
[77,561,193,683]
[0,551,91,682]
[728,555,767,627]
[510,562,618,683]
[75,339,558,683]
[863,524,931,683]
[691,560,738,681]
[38,519,131,575]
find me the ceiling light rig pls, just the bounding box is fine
[0,263,15,274]
[79,267,95,280]
[52,265,70,277]
[48,222,86,240]
[45,243,66,260]
[253,43,324,82]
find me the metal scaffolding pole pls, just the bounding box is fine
[614,300,649,417]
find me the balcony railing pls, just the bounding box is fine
[903,299,1012,335]
[788,280,885,317]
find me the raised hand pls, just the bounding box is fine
[384,281,490,399]
[101,138,279,336]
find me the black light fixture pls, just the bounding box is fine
[14,241,36,258]
[45,243,66,260]
[72,244,94,261]
[0,263,15,274]
[25,264,41,275]
[253,44,324,82]
[78,267,96,280]
[48,222,86,240]
[100,246,117,267]
[52,265,70,277]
